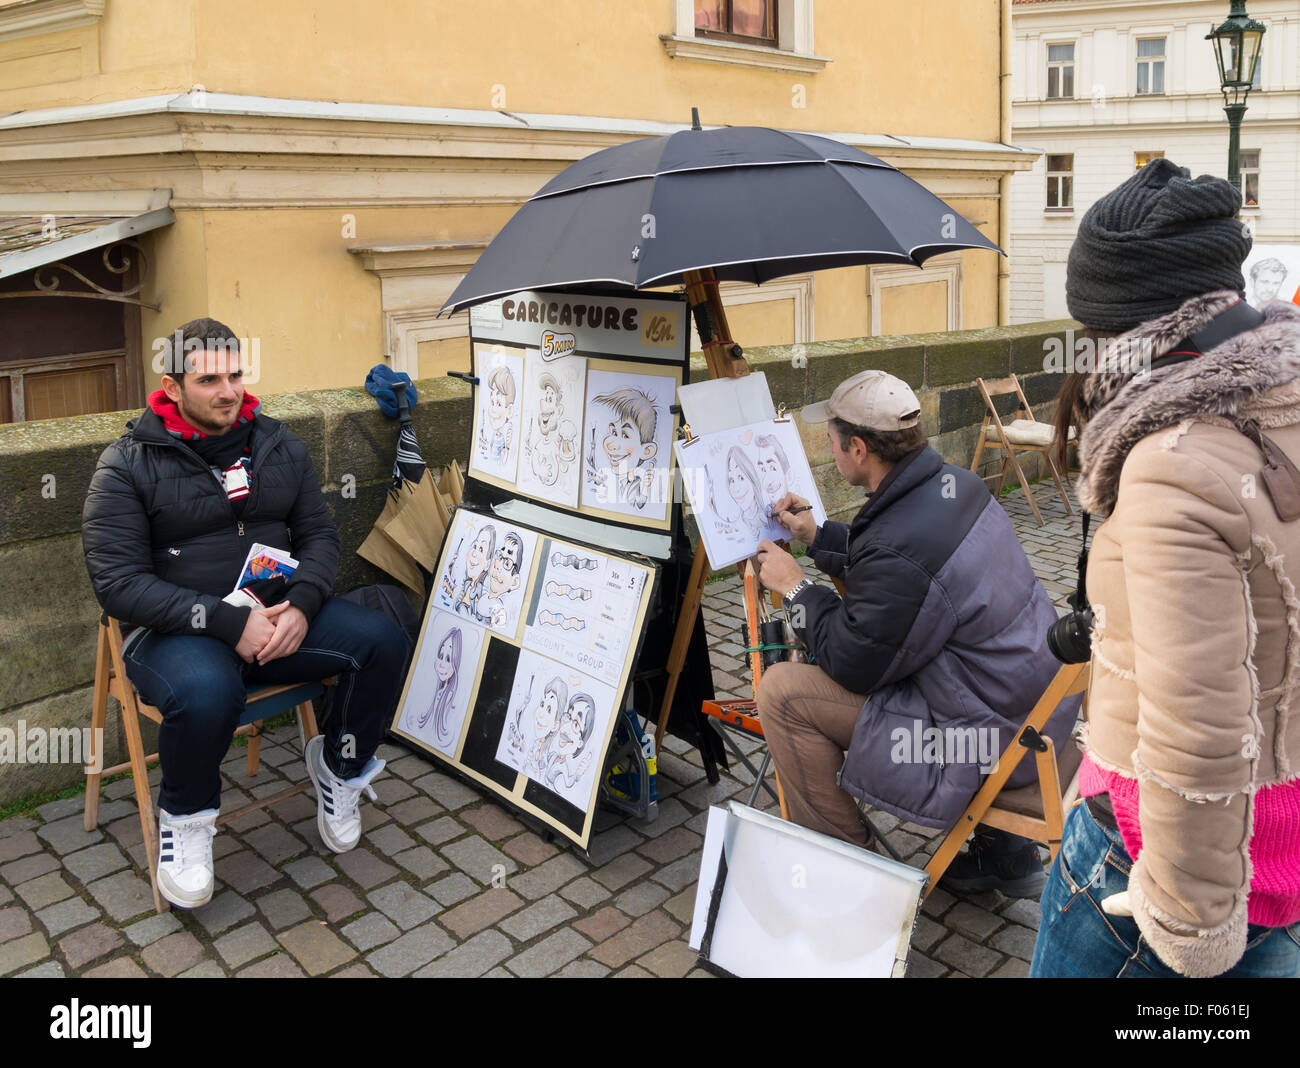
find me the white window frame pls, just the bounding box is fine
[868,254,962,337]
[1046,153,1073,213]
[1239,149,1261,209]
[662,0,829,73]
[1135,35,1167,96]
[713,275,815,348]
[1045,40,1076,100]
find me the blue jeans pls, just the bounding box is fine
[1030,801,1300,977]
[124,596,406,816]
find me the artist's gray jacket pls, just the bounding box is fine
[787,446,1079,828]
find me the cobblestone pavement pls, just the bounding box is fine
[0,481,1079,979]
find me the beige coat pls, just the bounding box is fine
[1078,291,1300,977]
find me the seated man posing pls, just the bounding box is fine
[754,370,1079,896]
[82,318,406,908]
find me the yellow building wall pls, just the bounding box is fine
[4,2,1001,144]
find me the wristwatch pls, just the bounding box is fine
[783,578,814,609]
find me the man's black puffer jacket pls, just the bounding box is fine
[82,407,340,648]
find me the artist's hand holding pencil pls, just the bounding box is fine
[769,492,817,544]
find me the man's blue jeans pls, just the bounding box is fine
[123,597,407,816]
[1030,800,1300,977]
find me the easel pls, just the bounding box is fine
[654,268,749,757]
[653,269,790,819]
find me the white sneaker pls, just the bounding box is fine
[305,735,384,853]
[156,808,218,909]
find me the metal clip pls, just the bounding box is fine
[773,402,790,423]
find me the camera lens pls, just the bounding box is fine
[1047,607,1093,664]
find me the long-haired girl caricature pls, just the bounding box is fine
[411,627,463,746]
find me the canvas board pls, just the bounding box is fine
[468,343,524,484]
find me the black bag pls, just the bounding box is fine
[316,584,421,727]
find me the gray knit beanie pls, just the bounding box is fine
[1065,158,1251,333]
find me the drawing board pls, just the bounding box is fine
[391,505,657,848]
[675,417,827,569]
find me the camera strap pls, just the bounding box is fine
[1072,511,1091,612]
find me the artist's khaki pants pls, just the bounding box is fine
[756,661,870,848]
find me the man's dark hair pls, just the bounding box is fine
[830,416,927,464]
[162,317,241,384]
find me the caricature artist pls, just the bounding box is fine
[753,370,1080,895]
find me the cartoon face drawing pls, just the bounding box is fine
[755,436,790,509]
[603,418,645,468]
[557,694,594,757]
[488,531,524,599]
[466,527,494,581]
[435,633,457,685]
[537,375,561,435]
[727,451,760,516]
[489,386,511,430]
[535,678,567,738]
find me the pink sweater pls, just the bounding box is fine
[1079,755,1300,927]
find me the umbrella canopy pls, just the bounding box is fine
[440,124,1001,315]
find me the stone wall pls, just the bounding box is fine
[0,319,1074,804]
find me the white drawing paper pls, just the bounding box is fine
[433,510,539,640]
[580,368,677,522]
[522,541,648,687]
[396,610,486,757]
[495,648,618,809]
[677,372,776,436]
[675,418,827,569]
[515,348,587,509]
[471,345,524,483]
[1243,244,1300,310]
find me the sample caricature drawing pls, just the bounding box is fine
[471,346,524,483]
[676,419,827,569]
[523,372,578,486]
[434,512,538,638]
[580,368,677,521]
[479,364,516,463]
[395,611,485,758]
[406,627,462,746]
[1243,245,1300,311]
[585,387,659,510]
[516,350,586,508]
[497,650,617,805]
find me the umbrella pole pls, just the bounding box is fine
[654,269,752,758]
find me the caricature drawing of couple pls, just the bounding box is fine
[505,674,597,792]
[438,521,525,631]
[712,432,793,544]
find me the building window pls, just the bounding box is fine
[1046,154,1073,211]
[1239,150,1260,207]
[1135,150,1164,171]
[1046,43,1075,99]
[1136,37,1165,95]
[694,0,777,46]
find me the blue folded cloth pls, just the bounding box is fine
[364,365,418,419]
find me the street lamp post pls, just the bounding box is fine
[1206,1,1266,205]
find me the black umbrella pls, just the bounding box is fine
[440,116,1001,316]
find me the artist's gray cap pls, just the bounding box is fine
[800,370,921,431]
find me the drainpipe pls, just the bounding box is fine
[998,0,1012,327]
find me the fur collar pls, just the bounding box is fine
[1077,292,1300,515]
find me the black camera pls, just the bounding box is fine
[1047,591,1093,664]
[1047,513,1094,665]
